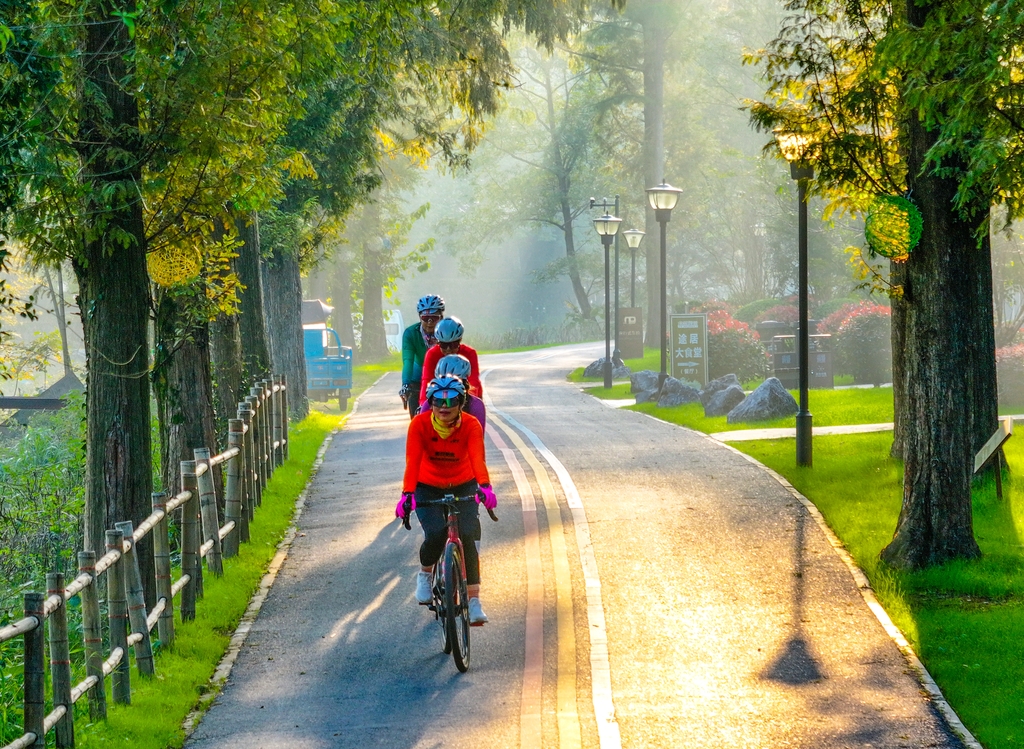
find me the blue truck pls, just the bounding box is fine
[302,299,353,410]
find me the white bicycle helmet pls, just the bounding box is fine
[435,316,465,343]
[425,376,466,406]
[416,294,445,315]
[435,354,471,381]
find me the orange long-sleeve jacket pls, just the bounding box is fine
[403,411,490,492]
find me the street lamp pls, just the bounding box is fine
[622,229,645,307]
[776,129,814,467]
[646,181,683,392]
[592,202,622,388]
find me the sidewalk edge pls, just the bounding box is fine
[717,435,983,749]
[180,373,388,741]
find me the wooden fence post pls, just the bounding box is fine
[237,403,255,527]
[181,460,201,618]
[258,382,271,482]
[151,492,175,647]
[105,528,131,705]
[46,572,74,748]
[272,374,283,467]
[265,378,278,471]
[247,391,265,500]
[24,591,45,748]
[194,447,224,576]
[114,521,155,676]
[78,550,106,721]
[224,419,244,556]
[281,373,289,461]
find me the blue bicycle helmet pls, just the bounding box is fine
[435,316,465,344]
[425,376,466,407]
[416,294,445,315]
[435,354,471,381]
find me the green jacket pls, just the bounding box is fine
[402,322,430,386]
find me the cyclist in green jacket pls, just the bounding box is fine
[400,294,444,419]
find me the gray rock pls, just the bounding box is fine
[634,388,659,404]
[704,384,746,417]
[727,377,798,423]
[584,358,632,379]
[630,369,660,393]
[657,377,701,408]
[699,374,742,406]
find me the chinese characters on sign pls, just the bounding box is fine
[669,313,708,388]
[617,307,644,359]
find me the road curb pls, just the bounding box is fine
[180,374,387,741]
[626,407,981,748]
[702,422,983,749]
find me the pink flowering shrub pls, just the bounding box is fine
[823,303,892,384]
[707,310,769,381]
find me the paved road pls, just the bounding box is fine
[186,343,963,748]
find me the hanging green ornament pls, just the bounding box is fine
[864,194,923,261]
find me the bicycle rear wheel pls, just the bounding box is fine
[433,563,452,654]
[443,543,471,672]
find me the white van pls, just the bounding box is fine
[384,309,405,352]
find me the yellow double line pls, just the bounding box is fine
[489,411,581,749]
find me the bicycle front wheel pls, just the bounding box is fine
[433,563,452,654]
[443,543,471,672]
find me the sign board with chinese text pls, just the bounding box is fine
[669,313,708,388]
[617,307,644,360]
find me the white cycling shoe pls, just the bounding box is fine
[468,597,488,625]
[416,571,432,604]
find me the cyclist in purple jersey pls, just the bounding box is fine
[421,354,486,432]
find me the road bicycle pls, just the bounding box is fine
[409,493,497,672]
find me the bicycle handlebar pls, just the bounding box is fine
[399,494,499,527]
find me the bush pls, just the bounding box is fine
[734,298,783,324]
[707,310,769,382]
[830,304,892,385]
[755,304,799,324]
[996,344,1024,409]
[814,297,863,323]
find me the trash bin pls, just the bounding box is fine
[772,334,834,389]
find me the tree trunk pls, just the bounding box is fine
[967,225,999,458]
[542,60,592,319]
[360,243,388,360]
[154,293,220,502]
[642,18,666,347]
[235,212,272,384]
[262,247,309,419]
[210,307,244,433]
[880,10,981,568]
[890,259,907,460]
[329,249,356,350]
[75,1,154,603]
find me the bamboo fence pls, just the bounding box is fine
[0,374,291,749]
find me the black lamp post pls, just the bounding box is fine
[592,203,622,388]
[777,131,814,467]
[622,229,645,307]
[645,181,683,392]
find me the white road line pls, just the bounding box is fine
[483,368,622,749]
[486,425,543,747]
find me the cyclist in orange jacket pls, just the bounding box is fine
[397,376,497,624]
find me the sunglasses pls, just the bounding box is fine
[430,396,463,408]
[420,314,441,323]
[438,340,462,350]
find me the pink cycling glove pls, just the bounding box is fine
[476,484,497,510]
[396,492,415,519]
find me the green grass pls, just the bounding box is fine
[567,348,662,382]
[626,386,895,432]
[76,410,342,749]
[580,383,633,400]
[736,433,1024,748]
[309,353,403,416]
